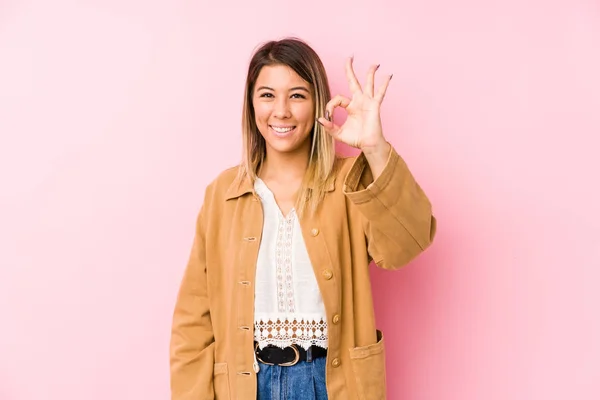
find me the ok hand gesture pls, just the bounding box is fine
[317,56,392,155]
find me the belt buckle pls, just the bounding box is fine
[280,344,300,367]
[255,343,300,367]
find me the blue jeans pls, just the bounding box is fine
[256,357,328,400]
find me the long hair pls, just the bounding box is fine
[239,37,336,218]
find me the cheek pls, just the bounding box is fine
[253,102,270,123]
[293,104,315,124]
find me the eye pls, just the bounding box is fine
[291,93,307,99]
[259,92,274,98]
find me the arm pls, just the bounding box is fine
[169,202,215,399]
[317,57,436,268]
[344,143,437,270]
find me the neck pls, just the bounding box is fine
[259,144,311,182]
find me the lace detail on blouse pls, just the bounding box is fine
[276,212,295,313]
[254,316,328,350]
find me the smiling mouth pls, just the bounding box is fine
[270,125,296,137]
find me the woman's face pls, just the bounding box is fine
[252,64,315,157]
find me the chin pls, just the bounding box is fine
[266,138,312,155]
[266,142,304,154]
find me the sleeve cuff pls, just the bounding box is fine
[342,144,402,206]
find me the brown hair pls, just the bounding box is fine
[239,37,337,217]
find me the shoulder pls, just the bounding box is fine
[332,151,363,182]
[334,152,359,168]
[209,164,242,189]
[202,164,243,202]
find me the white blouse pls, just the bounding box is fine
[252,178,328,350]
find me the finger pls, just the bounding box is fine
[365,63,380,97]
[374,73,393,103]
[316,117,342,140]
[345,56,362,94]
[325,95,351,120]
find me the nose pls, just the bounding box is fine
[273,97,291,119]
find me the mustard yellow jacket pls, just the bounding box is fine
[170,145,437,399]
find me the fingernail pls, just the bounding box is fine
[325,110,330,121]
[376,64,380,70]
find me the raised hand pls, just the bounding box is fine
[317,56,392,155]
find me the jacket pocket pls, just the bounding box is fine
[348,330,387,400]
[213,363,230,399]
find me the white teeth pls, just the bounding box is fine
[271,126,294,133]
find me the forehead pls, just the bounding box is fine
[255,65,310,89]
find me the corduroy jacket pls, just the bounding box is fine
[170,144,437,399]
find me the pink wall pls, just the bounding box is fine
[1,0,599,399]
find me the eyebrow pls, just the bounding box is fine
[256,86,311,93]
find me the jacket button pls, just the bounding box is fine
[331,358,341,367]
[311,228,319,236]
[332,314,340,324]
[322,269,333,280]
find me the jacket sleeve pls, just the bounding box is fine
[343,144,437,270]
[170,201,216,399]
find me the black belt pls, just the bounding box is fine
[254,342,327,366]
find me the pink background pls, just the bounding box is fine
[1,0,599,399]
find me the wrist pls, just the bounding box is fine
[362,141,391,180]
[362,140,390,158]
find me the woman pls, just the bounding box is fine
[169,37,436,400]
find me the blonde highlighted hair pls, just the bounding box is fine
[239,37,337,217]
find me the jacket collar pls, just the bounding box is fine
[224,171,254,200]
[225,168,336,201]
